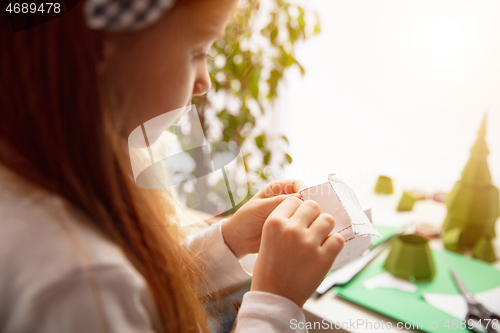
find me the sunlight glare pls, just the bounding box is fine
[412,5,474,68]
[422,18,462,58]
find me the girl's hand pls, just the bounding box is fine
[221,179,306,259]
[250,197,345,307]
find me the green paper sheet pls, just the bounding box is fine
[336,249,500,332]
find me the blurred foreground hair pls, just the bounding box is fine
[0,3,211,332]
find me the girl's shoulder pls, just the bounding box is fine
[0,166,157,332]
[0,165,132,272]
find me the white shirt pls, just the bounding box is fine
[0,167,307,333]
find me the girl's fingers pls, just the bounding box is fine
[309,214,336,243]
[268,196,303,220]
[258,194,296,216]
[291,200,321,227]
[257,179,307,198]
[322,233,345,252]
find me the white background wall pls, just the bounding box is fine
[277,0,500,203]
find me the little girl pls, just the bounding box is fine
[0,0,344,332]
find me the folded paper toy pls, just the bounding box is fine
[300,174,382,270]
[384,234,436,281]
[375,175,394,194]
[442,114,499,262]
[397,191,418,211]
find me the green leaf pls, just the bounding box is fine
[215,81,222,92]
[298,9,306,37]
[313,13,321,34]
[223,127,234,140]
[249,67,261,99]
[270,27,278,43]
[296,61,306,76]
[255,134,265,149]
[287,23,299,44]
[263,151,271,165]
[280,46,295,67]
[218,109,230,121]
[238,107,255,126]
[267,69,280,99]
[185,0,315,210]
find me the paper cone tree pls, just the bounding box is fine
[375,175,394,194]
[397,191,418,211]
[442,228,466,254]
[384,234,436,281]
[442,114,499,262]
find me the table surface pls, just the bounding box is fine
[303,189,500,333]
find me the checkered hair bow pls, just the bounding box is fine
[85,0,175,31]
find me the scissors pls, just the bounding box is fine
[450,270,500,333]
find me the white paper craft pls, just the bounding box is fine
[363,272,418,293]
[316,240,390,294]
[299,174,382,270]
[423,286,500,322]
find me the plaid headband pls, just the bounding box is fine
[85,0,176,31]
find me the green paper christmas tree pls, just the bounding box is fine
[472,236,496,263]
[442,114,499,262]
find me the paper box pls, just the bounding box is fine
[300,174,382,270]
